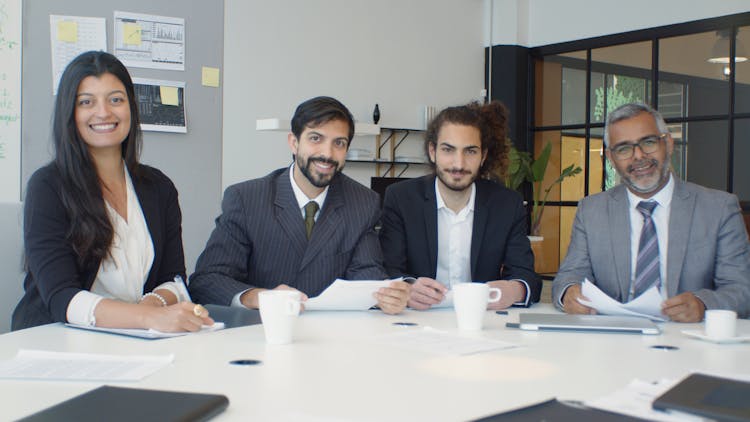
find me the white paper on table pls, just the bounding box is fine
[305,279,399,311]
[0,349,174,382]
[376,327,518,356]
[586,378,704,422]
[578,279,667,321]
[65,322,225,339]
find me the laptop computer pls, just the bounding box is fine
[512,313,661,335]
[204,304,262,329]
[652,373,750,421]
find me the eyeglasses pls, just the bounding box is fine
[609,134,667,160]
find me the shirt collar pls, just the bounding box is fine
[289,164,328,210]
[626,172,674,209]
[434,178,476,215]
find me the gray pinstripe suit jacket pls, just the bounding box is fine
[552,178,750,317]
[189,167,387,305]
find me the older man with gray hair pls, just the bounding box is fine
[552,102,750,322]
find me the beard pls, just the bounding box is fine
[435,166,478,192]
[618,153,671,195]
[297,154,343,188]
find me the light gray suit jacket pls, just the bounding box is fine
[189,168,387,305]
[552,178,750,317]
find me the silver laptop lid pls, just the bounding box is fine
[517,313,661,335]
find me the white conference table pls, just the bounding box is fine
[2,304,749,421]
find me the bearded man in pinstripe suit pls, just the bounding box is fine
[190,97,409,314]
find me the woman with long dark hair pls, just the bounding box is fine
[12,51,212,331]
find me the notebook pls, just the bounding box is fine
[511,313,661,335]
[18,385,228,422]
[652,373,750,422]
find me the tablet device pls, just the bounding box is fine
[652,373,750,421]
[204,304,262,328]
[18,385,229,422]
[514,313,660,335]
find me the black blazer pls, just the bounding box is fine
[189,167,387,305]
[12,163,186,330]
[379,175,541,305]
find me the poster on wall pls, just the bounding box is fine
[49,15,107,95]
[132,78,187,133]
[0,0,21,202]
[114,11,185,71]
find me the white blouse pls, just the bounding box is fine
[66,167,187,326]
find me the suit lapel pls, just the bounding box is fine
[131,170,159,289]
[666,180,693,297]
[274,171,307,258]
[300,176,344,270]
[470,183,487,277]
[423,176,438,275]
[608,186,632,301]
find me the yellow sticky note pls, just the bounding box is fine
[201,66,220,87]
[160,86,179,106]
[123,23,142,46]
[57,21,78,43]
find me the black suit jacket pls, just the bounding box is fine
[189,167,387,305]
[379,175,540,305]
[12,163,186,330]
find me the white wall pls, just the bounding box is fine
[223,0,486,188]
[490,0,750,47]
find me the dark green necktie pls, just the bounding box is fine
[304,201,319,239]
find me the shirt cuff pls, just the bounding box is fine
[510,279,531,307]
[153,281,190,303]
[67,290,105,326]
[232,289,252,308]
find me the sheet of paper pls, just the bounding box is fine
[201,66,220,87]
[377,327,518,356]
[65,322,224,339]
[114,11,185,70]
[49,15,107,95]
[578,279,667,321]
[131,78,187,133]
[0,349,174,381]
[586,378,704,422]
[305,279,398,311]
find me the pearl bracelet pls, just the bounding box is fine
[142,292,167,307]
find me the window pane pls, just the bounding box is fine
[683,120,729,191]
[660,31,729,117]
[734,118,750,201]
[591,41,652,123]
[735,26,750,114]
[535,51,587,126]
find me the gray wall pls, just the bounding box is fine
[1,0,223,332]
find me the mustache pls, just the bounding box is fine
[626,158,658,173]
[309,156,339,168]
[444,168,471,175]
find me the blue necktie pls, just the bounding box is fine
[633,201,660,299]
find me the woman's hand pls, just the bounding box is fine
[141,302,214,332]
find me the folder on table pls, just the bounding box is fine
[19,385,229,422]
[652,373,750,422]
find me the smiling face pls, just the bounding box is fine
[74,73,131,155]
[288,118,350,198]
[605,111,674,198]
[428,123,486,193]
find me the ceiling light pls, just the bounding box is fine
[707,30,748,64]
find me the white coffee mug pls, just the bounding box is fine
[258,290,302,344]
[704,309,737,340]
[452,283,502,331]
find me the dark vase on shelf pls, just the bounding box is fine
[373,104,380,124]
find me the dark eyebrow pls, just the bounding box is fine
[76,90,127,97]
[437,141,456,148]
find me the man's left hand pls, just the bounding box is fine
[661,292,706,322]
[374,280,411,314]
[485,280,526,310]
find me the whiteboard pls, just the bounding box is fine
[0,0,21,203]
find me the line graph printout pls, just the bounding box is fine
[114,11,184,70]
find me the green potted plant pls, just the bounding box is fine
[504,141,582,237]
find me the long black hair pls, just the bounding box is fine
[53,51,142,267]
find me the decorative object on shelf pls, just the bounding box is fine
[373,104,380,124]
[504,140,582,237]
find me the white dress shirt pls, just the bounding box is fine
[626,174,674,300]
[67,167,188,326]
[435,180,475,288]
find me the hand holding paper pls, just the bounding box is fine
[577,279,666,321]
